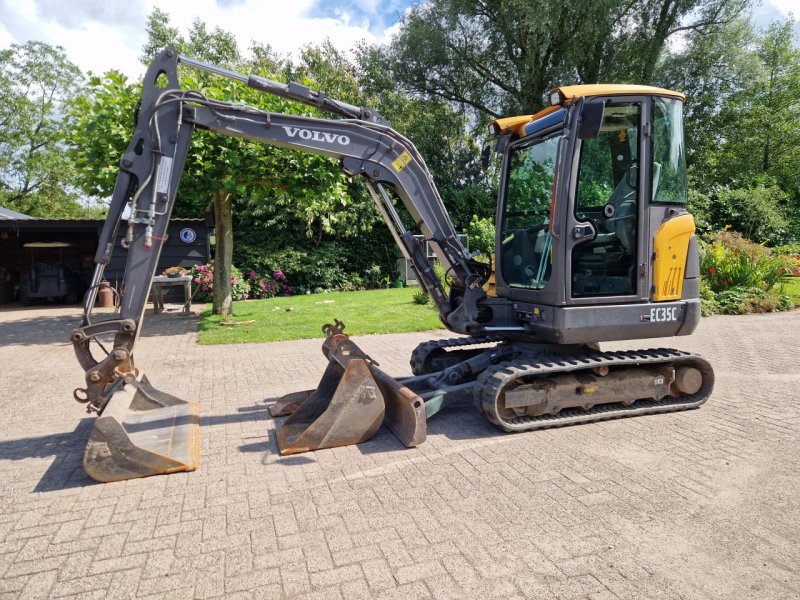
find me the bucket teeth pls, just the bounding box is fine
[274,321,427,455]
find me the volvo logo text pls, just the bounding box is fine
[282,126,350,145]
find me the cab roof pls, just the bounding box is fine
[490,84,685,138]
[554,84,685,103]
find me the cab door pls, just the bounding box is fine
[566,98,648,304]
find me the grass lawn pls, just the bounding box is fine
[197,288,444,345]
[780,276,800,304]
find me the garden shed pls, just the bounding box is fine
[0,207,210,304]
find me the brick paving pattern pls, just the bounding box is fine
[0,304,798,599]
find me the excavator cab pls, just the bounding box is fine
[492,86,698,343]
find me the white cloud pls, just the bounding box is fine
[0,0,394,78]
[3,0,791,81]
[768,0,798,15]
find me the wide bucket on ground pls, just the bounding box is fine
[83,376,200,483]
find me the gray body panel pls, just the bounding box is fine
[516,299,700,344]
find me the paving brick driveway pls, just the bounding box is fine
[0,304,798,600]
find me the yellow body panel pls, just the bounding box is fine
[487,253,497,297]
[490,105,560,136]
[490,84,684,139]
[652,214,695,301]
[555,84,685,103]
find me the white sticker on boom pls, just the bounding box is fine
[156,156,173,195]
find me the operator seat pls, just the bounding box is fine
[504,229,537,286]
[595,164,641,254]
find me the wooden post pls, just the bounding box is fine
[212,190,233,316]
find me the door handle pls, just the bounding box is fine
[573,223,596,240]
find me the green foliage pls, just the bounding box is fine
[433,260,451,295]
[708,20,800,199]
[140,8,240,67]
[680,17,800,243]
[702,285,793,315]
[780,276,800,305]
[699,230,795,315]
[233,226,399,295]
[70,70,139,199]
[375,0,748,118]
[0,41,86,216]
[355,43,495,229]
[659,16,759,170]
[468,215,495,255]
[700,230,787,291]
[687,187,714,235]
[72,11,377,241]
[690,183,791,244]
[190,262,250,302]
[412,289,430,305]
[243,268,293,299]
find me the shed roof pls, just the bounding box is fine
[0,206,35,220]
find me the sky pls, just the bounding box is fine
[0,0,796,78]
[0,0,414,77]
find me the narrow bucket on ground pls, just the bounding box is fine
[274,321,426,455]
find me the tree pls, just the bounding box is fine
[70,70,140,199]
[376,0,750,118]
[356,42,495,229]
[0,41,85,217]
[713,19,800,195]
[140,8,240,67]
[657,16,761,171]
[658,13,800,243]
[73,11,374,314]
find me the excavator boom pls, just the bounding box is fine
[72,49,488,481]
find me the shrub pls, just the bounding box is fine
[700,231,787,292]
[234,235,399,294]
[705,285,793,315]
[412,289,430,305]
[698,231,795,315]
[433,260,451,295]
[244,269,293,299]
[691,183,791,245]
[467,215,495,255]
[191,262,251,302]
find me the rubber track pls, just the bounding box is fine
[410,335,502,375]
[476,348,714,432]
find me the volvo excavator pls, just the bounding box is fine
[71,49,714,482]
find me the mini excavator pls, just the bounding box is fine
[71,49,713,482]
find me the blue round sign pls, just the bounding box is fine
[179,228,197,244]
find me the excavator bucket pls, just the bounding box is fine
[275,321,426,455]
[83,376,200,483]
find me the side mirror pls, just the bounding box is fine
[578,100,604,139]
[480,143,491,173]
